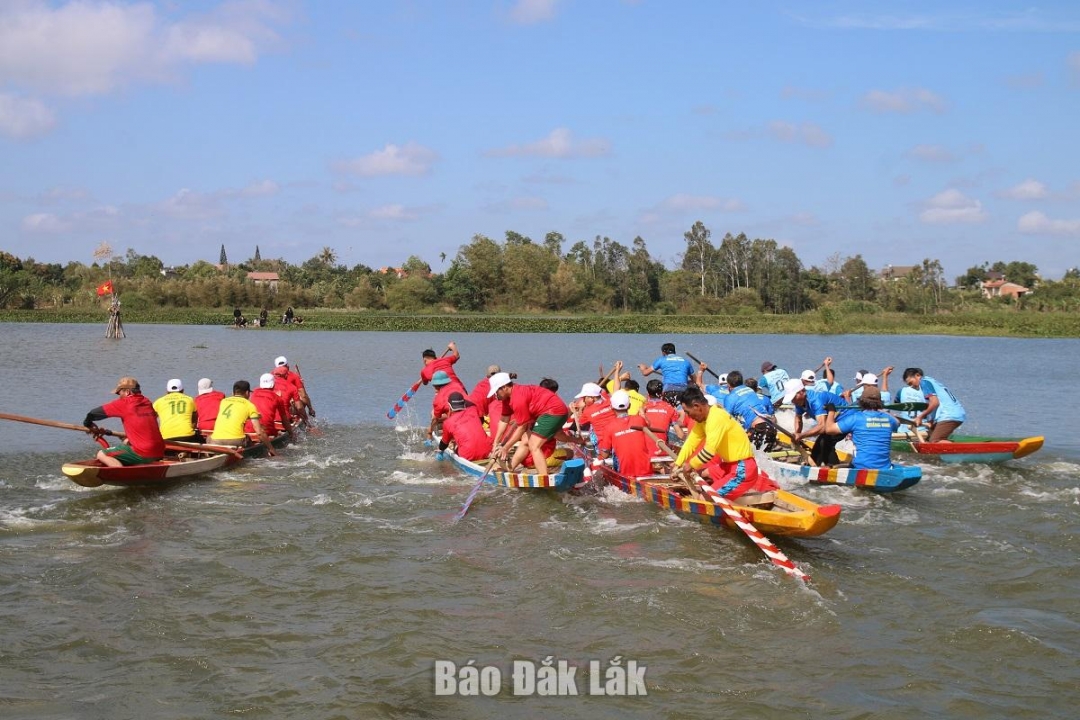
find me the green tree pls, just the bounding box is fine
[220,244,228,266]
[681,221,712,297]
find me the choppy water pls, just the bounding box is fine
[1,324,1078,719]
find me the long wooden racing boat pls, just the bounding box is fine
[765,450,921,493]
[890,432,1044,464]
[595,465,842,538]
[439,442,586,492]
[62,447,240,488]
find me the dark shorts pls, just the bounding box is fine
[532,413,569,439]
[928,420,962,442]
[104,444,162,466]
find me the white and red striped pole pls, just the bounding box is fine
[685,470,811,583]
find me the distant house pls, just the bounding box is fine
[160,266,181,279]
[981,279,1030,300]
[880,264,917,281]
[247,271,280,291]
[378,266,408,279]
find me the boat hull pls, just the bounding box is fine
[892,433,1044,464]
[443,446,586,492]
[61,450,234,488]
[596,466,841,538]
[767,454,921,493]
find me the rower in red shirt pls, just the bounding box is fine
[420,341,463,387]
[597,390,654,477]
[574,381,616,442]
[437,392,493,462]
[273,356,315,418]
[489,373,571,477]
[83,376,166,467]
[194,377,226,437]
[429,371,468,439]
[640,379,686,455]
[246,374,295,439]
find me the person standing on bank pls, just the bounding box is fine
[83,377,166,467]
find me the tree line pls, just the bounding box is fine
[2,223,1078,315]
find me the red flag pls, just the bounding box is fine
[96,280,114,296]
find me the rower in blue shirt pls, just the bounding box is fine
[638,342,695,406]
[784,378,850,466]
[849,367,894,405]
[723,370,779,450]
[758,361,790,407]
[903,367,966,442]
[822,386,900,469]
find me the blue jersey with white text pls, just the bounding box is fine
[836,411,900,470]
[723,385,772,430]
[652,354,694,390]
[796,389,850,422]
[898,385,925,419]
[759,368,790,405]
[920,376,966,423]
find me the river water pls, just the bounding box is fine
[1,323,1077,719]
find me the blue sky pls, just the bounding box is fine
[2,1,1079,281]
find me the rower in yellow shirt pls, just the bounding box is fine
[209,380,276,456]
[153,378,199,442]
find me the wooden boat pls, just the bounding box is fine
[440,442,586,492]
[62,447,239,488]
[594,465,842,538]
[890,431,1044,464]
[764,450,921,493]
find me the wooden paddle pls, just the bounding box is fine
[641,427,706,500]
[685,352,720,380]
[454,457,498,521]
[891,414,928,443]
[0,412,244,459]
[291,362,322,435]
[838,401,928,412]
[642,427,810,583]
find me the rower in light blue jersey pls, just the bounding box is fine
[903,367,966,442]
[758,360,790,407]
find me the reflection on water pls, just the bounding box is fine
[1,324,1078,718]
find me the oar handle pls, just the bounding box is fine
[685,352,720,380]
[0,412,125,439]
[641,426,705,501]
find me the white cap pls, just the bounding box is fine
[782,378,805,404]
[705,394,718,406]
[610,389,631,411]
[854,371,864,384]
[574,382,603,399]
[259,372,275,389]
[800,369,816,383]
[859,373,879,386]
[718,373,728,385]
[487,372,512,397]
[197,378,213,395]
[167,378,183,392]
[274,355,288,367]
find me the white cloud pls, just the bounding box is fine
[239,179,279,197]
[157,188,224,220]
[919,188,987,224]
[21,212,69,232]
[369,204,420,221]
[0,92,55,139]
[0,0,288,97]
[484,196,549,213]
[1000,178,1048,200]
[661,194,746,213]
[38,185,90,203]
[334,142,439,176]
[1018,211,1080,235]
[508,0,560,25]
[860,87,946,114]
[767,120,833,147]
[485,128,611,158]
[908,144,956,162]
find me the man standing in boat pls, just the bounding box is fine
[637,342,694,406]
[420,342,462,387]
[758,361,791,407]
[673,388,776,499]
[903,368,967,442]
[83,377,165,467]
[488,373,570,477]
